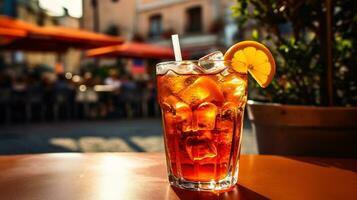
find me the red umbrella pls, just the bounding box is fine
[85,42,188,59]
[0,15,123,52]
[0,27,26,38]
[0,27,26,45]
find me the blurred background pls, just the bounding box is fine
[0,0,259,155]
[0,0,356,157]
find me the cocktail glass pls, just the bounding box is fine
[156,57,247,191]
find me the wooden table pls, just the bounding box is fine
[0,153,356,200]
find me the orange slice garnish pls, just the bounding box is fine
[224,41,275,88]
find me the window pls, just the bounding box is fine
[186,6,202,33]
[1,0,16,17]
[149,14,162,39]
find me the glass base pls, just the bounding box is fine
[168,172,238,191]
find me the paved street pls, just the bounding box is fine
[0,118,257,155]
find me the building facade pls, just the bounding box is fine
[82,0,137,39]
[82,0,238,59]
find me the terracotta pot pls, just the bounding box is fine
[247,101,357,158]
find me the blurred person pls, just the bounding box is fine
[41,73,56,121]
[83,72,97,87]
[53,74,75,120]
[54,74,70,90]
[146,79,158,117]
[75,72,99,119]
[136,80,147,117]
[119,75,137,118]
[104,69,121,90]
[11,75,28,122]
[26,74,45,121]
[12,76,27,92]
[104,70,122,118]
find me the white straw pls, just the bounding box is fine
[171,34,182,61]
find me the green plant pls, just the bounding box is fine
[232,0,357,106]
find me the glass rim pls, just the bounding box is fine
[155,60,244,75]
[156,60,233,67]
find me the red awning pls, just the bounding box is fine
[0,27,26,45]
[85,42,188,59]
[0,27,26,38]
[0,15,123,52]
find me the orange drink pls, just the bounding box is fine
[157,41,275,191]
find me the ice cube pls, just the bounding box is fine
[215,102,236,144]
[185,131,217,161]
[163,71,199,94]
[156,64,167,75]
[174,61,198,74]
[178,77,224,107]
[220,74,247,106]
[199,51,224,62]
[164,71,187,94]
[163,95,193,132]
[163,111,175,135]
[219,67,236,77]
[158,61,198,75]
[198,51,226,73]
[220,68,230,77]
[194,102,218,130]
[161,97,177,135]
[175,101,193,132]
[220,102,236,120]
